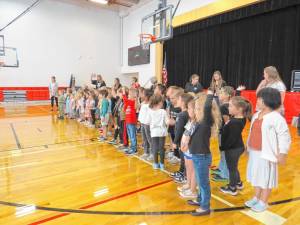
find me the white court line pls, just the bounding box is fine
[0,142,98,160]
[0,162,40,171]
[133,154,287,225]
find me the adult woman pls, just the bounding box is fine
[256,66,286,107]
[91,74,106,89]
[210,71,227,96]
[49,76,58,111]
[184,74,203,94]
[113,78,122,92]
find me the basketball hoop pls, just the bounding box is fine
[140,34,156,50]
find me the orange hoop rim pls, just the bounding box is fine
[139,33,157,42]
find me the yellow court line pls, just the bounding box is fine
[133,154,287,225]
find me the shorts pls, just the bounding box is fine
[101,114,110,126]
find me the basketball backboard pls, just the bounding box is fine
[0,35,4,56]
[140,4,173,47]
[0,47,19,68]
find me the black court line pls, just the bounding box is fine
[9,123,21,149]
[0,137,98,153]
[1,196,300,216]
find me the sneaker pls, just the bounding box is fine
[108,139,117,144]
[180,189,197,199]
[140,153,149,160]
[98,137,107,142]
[220,185,238,196]
[166,151,174,159]
[191,208,211,216]
[153,163,159,169]
[174,175,187,184]
[251,200,269,212]
[212,174,228,182]
[236,182,244,190]
[159,163,165,170]
[146,155,153,161]
[187,199,201,206]
[125,150,137,155]
[177,184,190,192]
[245,197,259,208]
[168,156,180,164]
[107,131,112,136]
[169,171,183,178]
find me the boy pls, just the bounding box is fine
[98,89,109,142]
[122,87,138,155]
[211,86,234,182]
[57,89,65,120]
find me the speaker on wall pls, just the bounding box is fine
[128,45,150,66]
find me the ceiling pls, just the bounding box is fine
[58,0,153,11]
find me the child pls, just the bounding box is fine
[245,87,291,212]
[65,88,72,117]
[107,88,114,136]
[138,88,153,160]
[172,92,193,184]
[178,98,197,199]
[116,88,129,150]
[57,89,65,120]
[122,87,138,155]
[219,96,252,196]
[86,93,96,128]
[187,90,221,216]
[69,94,76,119]
[212,86,235,182]
[131,77,140,89]
[148,95,169,169]
[108,88,121,145]
[154,84,167,109]
[98,89,109,141]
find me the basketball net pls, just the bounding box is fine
[140,34,156,50]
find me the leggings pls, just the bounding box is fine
[51,96,58,108]
[151,137,166,164]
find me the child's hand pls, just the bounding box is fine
[172,143,177,149]
[237,85,246,91]
[277,153,287,165]
[168,118,176,126]
[207,89,214,95]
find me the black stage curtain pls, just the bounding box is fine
[164,0,300,90]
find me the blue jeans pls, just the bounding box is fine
[192,153,212,211]
[218,151,229,179]
[126,124,137,151]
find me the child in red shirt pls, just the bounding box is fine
[122,87,138,155]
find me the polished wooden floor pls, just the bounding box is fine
[0,104,299,225]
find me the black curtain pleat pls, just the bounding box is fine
[164,0,300,90]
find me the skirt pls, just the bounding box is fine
[247,149,278,189]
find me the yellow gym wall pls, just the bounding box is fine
[155,0,263,83]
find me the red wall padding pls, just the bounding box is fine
[241,90,300,124]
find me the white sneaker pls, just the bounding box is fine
[177,184,189,192]
[147,155,154,161]
[179,189,197,199]
[166,151,174,159]
[140,153,149,159]
[168,156,180,164]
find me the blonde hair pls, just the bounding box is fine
[194,93,221,137]
[210,70,224,91]
[230,96,252,120]
[264,66,283,82]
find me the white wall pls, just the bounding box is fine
[121,0,216,86]
[0,0,121,87]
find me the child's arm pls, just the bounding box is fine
[173,113,187,147]
[180,135,190,152]
[275,117,291,164]
[203,90,214,124]
[101,100,109,117]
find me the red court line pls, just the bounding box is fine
[28,179,172,225]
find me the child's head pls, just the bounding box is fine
[190,74,200,85]
[229,96,252,120]
[187,100,196,120]
[51,76,56,82]
[106,87,112,99]
[99,89,108,98]
[143,89,153,102]
[219,86,234,103]
[128,88,138,99]
[178,93,193,110]
[131,77,138,84]
[194,93,221,137]
[58,89,63,96]
[170,88,184,106]
[89,93,95,100]
[154,84,166,96]
[256,87,281,112]
[149,95,164,109]
[212,70,222,82]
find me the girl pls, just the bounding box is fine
[131,77,140,89]
[209,71,226,104]
[84,92,91,126]
[219,96,252,196]
[77,92,85,122]
[138,88,153,160]
[69,94,76,119]
[65,88,72,117]
[187,90,221,216]
[148,95,169,170]
[113,78,122,93]
[245,87,291,212]
[178,98,197,199]
[99,89,109,141]
[86,93,95,128]
[49,76,58,111]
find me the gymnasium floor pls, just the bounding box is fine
[0,104,300,225]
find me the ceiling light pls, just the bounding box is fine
[89,0,109,4]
